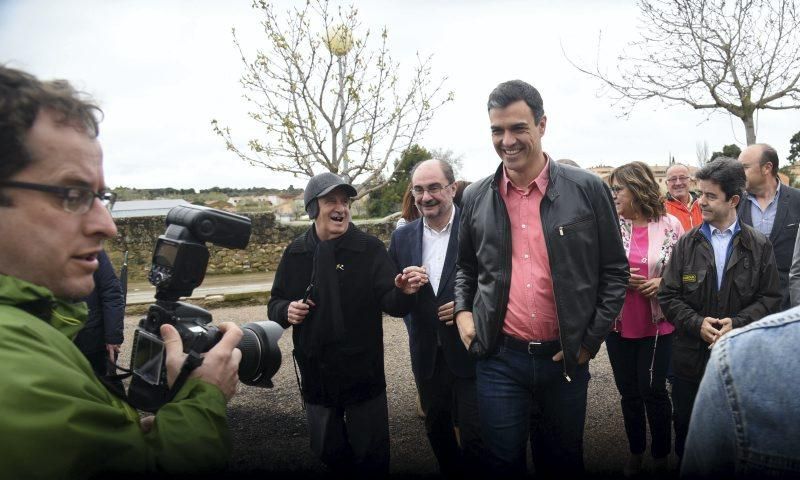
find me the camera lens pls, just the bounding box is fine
[236,321,283,387]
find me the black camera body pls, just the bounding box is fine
[128,205,282,412]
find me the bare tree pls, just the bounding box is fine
[429,147,465,178]
[212,0,452,197]
[695,140,710,166]
[568,0,800,145]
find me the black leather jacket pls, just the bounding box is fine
[454,161,629,380]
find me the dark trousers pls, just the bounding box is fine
[84,349,111,377]
[475,343,589,477]
[305,391,390,474]
[417,348,484,476]
[672,377,700,460]
[606,331,673,458]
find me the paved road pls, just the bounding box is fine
[125,272,275,305]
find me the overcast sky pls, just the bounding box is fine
[2,0,798,190]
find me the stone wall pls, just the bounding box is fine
[106,212,397,281]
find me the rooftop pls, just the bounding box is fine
[111,199,191,218]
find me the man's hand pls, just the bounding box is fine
[708,317,734,349]
[395,266,429,294]
[717,317,733,337]
[438,301,455,326]
[628,267,647,289]
[552,346,591,365]
[287,299,314,325]
[638,277,662,298]
[161,322,243,402]
[455,311,476,350]
[105,343,121,363]
[700,317,722,344]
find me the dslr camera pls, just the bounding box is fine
[127,205,282,411]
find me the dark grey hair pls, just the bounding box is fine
[487,80,544,124]
[695,157,746,201]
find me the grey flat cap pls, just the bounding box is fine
[304,172,357,217]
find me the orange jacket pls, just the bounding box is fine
[665,194,703,232]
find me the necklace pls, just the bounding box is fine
[631,226,648,264]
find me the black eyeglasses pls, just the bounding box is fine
[610,185,625,193]
[411,182,454,197]
[0,180,117,214]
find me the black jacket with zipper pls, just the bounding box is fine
[658,222,782,383]
[268,224,414,407]
[454,160,629,380]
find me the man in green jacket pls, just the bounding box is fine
[0,65,243,478]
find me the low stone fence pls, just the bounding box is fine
[106,211,397,281]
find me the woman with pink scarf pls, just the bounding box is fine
[607,162,684,477]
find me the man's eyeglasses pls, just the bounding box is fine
[666,176,690,184]
[0,180,117,214]
[411,182,454,197]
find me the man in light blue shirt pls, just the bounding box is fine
[700,219,740,290]
[659,157,781,465]
[747,181,779,236]
[738,144,800,309]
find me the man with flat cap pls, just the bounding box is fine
[268,172,429,474]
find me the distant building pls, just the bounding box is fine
[588,165,614,180]
[205,199,236,211]
[273,193,304,222]
[228,195,272,206]
[111,199,191,219]
[589,163,699,194]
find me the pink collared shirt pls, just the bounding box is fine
[499,158,560,342]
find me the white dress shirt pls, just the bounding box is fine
[422,207,455,294]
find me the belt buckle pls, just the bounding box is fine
[527,341,542,355]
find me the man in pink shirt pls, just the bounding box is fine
[454,80,629,475]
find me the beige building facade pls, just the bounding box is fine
[588,163,700,194]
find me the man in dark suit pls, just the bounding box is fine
[738,143,800,310]
[74,249,125,378]
[389,159,484,476]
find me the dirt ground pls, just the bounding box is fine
[120,304,679,478]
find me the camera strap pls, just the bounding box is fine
[97,371,131,400]
[167,350,205,403]
[291,350,305,410]
[95,351,205,412]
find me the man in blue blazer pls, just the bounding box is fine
[389,159,483,476]
[738,143,800,310]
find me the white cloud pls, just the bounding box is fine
[1,0,798,188]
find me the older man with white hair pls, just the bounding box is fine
[268,172,428,474]
[664,163,703,232]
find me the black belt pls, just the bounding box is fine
[500,334,561,356]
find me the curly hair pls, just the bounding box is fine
[609,162,666,221]
[0,66,102,194]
